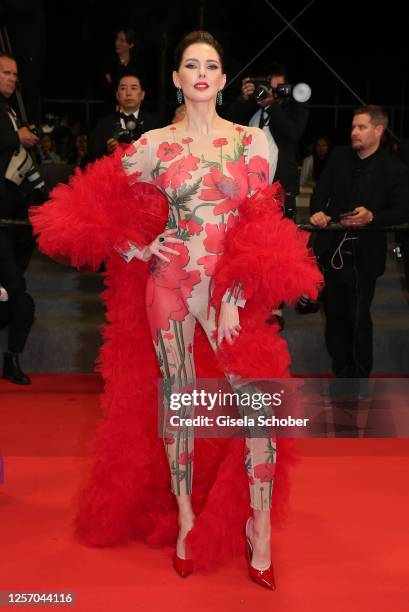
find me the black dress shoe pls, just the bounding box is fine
[3,352,31,385]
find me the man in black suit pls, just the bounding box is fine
[226,62,309,220]
[310,105,409,380]
[0,52,41,272]
[87,73,160,162]
[0,229,34,385]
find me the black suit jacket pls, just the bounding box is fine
[310,146,409,277]
[0,95,20,196]
[225,96,309,194]
[0,230,26,299]
[87,109,161,162]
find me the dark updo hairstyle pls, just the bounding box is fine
[174,31,224,71]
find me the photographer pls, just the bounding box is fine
[0,52,44,272]
[87,73,160,162]
[226,63,309,220]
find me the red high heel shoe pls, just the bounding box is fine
[173,553,193,578]
[245,517,276,590]
[173,517,195,578]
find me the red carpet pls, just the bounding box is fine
[1,375,408,611]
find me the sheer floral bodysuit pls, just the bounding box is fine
[122,123,276,510]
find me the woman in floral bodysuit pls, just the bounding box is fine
[119,31,277,587]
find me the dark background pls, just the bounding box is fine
[2,0,408,148]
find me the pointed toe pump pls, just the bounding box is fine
[245,517,276,590]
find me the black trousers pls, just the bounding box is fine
[0,182,35,273]
[397,230,409,291]
[283,193,297,221]
[322,257,377,378]
[0,292,35,353]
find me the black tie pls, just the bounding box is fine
[120,112,136,124]
[258,109,268,129]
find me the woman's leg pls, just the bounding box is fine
[245,435,277,568]
[146,289,197,558]
[196,306,276,568]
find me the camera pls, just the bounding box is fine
[273,84,293,98]
[6,145,45,192]
[249,78,311,104]
[249,77,272,102]
[274,83,311,103]
[112,118,144,144]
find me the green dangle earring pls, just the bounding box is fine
[176,88,183,104]
[216,90,223,106]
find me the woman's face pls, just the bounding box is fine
[173,43,226,104]
[115,31,134,55]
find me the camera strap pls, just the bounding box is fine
[5,104,19,134]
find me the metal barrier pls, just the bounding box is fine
[2,218,409,233]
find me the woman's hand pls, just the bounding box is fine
[146,229,184,262]
[218,302,241,346]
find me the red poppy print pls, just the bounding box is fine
[197,221,230,276]
[235,126,244,133]
[242,134,253,146]
[128,169,142,180]
[213,138,228,147]
[157,154,200,190]
[123,142,137,156]
[178,450,194,465]
[179,215,203,235]
[140,138,148,145]
[146,243,201,341]
[121,144,143,179]
[182,137,193,144]
[162,332,174,340]
[253,462,276,482]
[156,141,183,162]
[199,157,248,215]
[248,155,269,190]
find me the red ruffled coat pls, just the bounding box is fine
[30,152,322,569]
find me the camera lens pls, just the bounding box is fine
[274,84,292,98]
[254,85,269,102]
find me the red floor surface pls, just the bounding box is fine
[1,375,409,611]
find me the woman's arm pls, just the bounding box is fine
[218,128,271,345]
[30,139,168,270]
